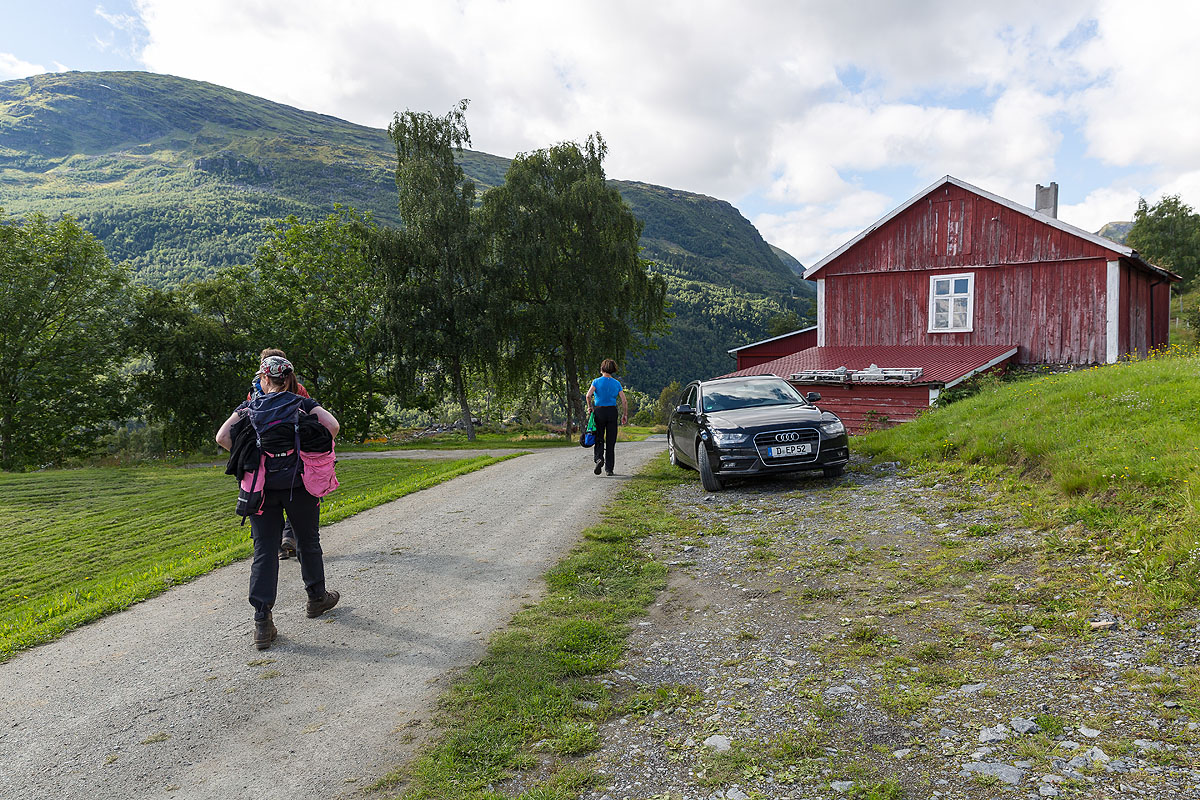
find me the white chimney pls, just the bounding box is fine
[1035,182,1059,218]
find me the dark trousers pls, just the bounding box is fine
[592,405,619,472]
[248,487,326,620]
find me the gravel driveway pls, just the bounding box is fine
[0,441,661,800]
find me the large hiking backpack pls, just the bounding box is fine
[247,392,305,491]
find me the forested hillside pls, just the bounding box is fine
[0,71,812,393]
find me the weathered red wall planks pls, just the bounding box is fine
[816,182,1152,364]
[791,383,930,434]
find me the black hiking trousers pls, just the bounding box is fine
[592,405,619,473]
[248,487,326,621]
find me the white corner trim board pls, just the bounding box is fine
[1106,260,1120,364]
[816,279,825,347]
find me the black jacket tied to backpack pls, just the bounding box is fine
[223,400,334,484]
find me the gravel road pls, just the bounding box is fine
[0,441,661,800]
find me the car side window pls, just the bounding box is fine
[684,385,697,408]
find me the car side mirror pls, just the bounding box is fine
[675,404,696,415]
[805,392,821,403]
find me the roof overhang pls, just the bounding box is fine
[726,325,817,355]
[719,344,1019,386]
[804,175,1181,283]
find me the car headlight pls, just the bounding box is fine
[820,420,846,436]
[711,431,751,447]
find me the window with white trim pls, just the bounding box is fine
[928,273,974,332]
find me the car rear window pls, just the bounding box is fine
[701,380,805,412]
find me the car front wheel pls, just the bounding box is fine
[697,443,723,492]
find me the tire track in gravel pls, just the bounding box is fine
[0,441,661,800]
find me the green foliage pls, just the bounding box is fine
[0,211,132,469]
[1127,194,1200,289]
[385,101,490,439]
[480,135,669,433]
[127,277,254,451]
[246,206,389,439]
[0,455,506,659]
[653,380,683,424]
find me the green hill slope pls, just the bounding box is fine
[0,70,811,393]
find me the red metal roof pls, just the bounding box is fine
[720,345,1018,386]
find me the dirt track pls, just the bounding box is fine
[0,441,661,800]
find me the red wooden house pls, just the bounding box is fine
[725,176,1179,431]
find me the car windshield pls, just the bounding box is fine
[701,379,806,413]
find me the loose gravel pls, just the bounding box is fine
[572,458,1200,800]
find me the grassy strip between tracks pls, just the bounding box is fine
[373,454,694,800]
[0,455,514,662]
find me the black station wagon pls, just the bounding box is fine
[666,375,850,492]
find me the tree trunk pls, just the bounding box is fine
[563,338,584,441]
[450,355,476,441]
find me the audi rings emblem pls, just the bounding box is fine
[774,432,801,443]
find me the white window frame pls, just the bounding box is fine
[927,272,975,333]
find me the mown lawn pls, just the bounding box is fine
[0,455,510,661]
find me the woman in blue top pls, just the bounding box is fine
[584,358,628,476]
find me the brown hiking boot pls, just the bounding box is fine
[254,614,277,650]
[306,589,340,618]
[279,536,298,560]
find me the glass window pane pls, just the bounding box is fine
[953,297,968,313]
[952,311,967,328]
[953,278,969,294]
[934,279,949,295]
[934,310,949,328]
[935,298,949,314]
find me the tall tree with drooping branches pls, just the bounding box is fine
[385,100,495,440]
[480,134,668,437]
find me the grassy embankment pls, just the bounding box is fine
[371,349,1200,799]
[857,345,1200,621]
[0,455,511,662]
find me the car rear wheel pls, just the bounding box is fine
[667,431,689,469]
[822,465,845,478]
[697,443,723,492]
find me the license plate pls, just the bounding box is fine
[768,443,811,457]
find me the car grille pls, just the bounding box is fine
[753,428,820,464]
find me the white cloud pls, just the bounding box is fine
[754,188,894,267]
[117,0,1200,260]
[1075,0,1200,169]
[1058,185,1142,232]
[0,52,46,80]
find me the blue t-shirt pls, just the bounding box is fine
[591,375,622,407]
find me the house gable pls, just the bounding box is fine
[803,176,1178,364]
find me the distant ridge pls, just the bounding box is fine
[0,70,812,392]
[1097,221,1132,245]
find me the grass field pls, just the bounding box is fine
[0,455,511,662]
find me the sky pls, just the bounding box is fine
[3,0,1200,267]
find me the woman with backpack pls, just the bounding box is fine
[216,356,341,650]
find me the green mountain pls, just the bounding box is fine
[769,244,805,276]
[1097,221,1132,244]
[0,71,812,393]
